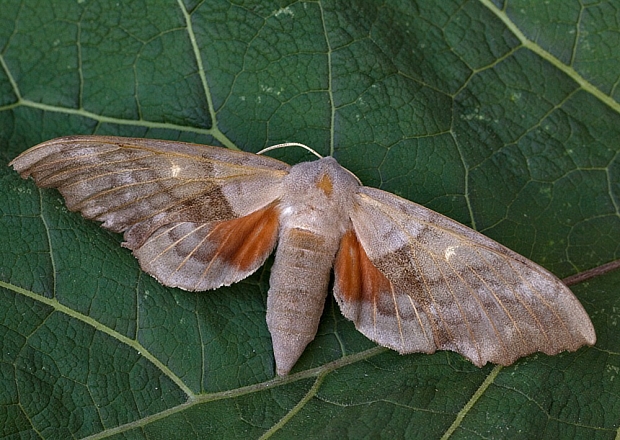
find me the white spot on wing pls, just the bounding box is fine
[445,246,457,261]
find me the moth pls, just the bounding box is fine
[10,136,596,376]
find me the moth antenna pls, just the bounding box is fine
[256,142,323,159]
[341,165,363,185]
[257,142,362,185]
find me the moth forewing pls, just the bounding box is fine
[10,136,596,376]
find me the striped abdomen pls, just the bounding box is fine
[266,226,341,375]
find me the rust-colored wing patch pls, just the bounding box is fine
[209,202,281,271]
[133,202,281,291]
[333,228,446,356]
[334,229,392,311]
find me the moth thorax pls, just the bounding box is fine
[279,157,359,234]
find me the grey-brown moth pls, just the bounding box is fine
[10,136,596,375]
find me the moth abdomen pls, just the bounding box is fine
[266,227,341,376]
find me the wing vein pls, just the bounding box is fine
[442,254,513,360]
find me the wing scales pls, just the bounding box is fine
[10,136,289,291]
[334,186,596,366]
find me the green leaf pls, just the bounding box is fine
[1,0,618,438]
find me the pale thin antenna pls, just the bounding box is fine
[257,142,362,184]
[256,142,323,159]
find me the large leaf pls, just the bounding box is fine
[1,0,618,438]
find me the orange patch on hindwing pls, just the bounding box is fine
[334,230,392,303]
[210,202,280,270]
